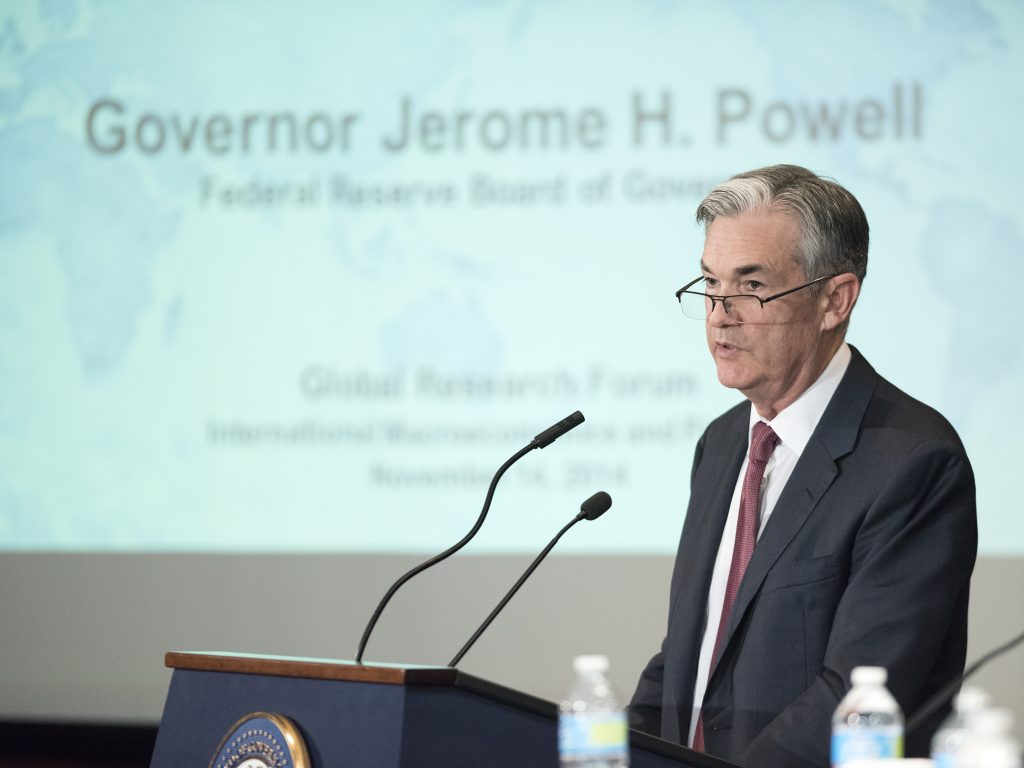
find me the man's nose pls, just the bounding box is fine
[707,299,736,327]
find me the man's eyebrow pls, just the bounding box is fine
[735,263,768,277]
[700,261,768,277]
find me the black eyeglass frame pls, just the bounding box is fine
[674,273,838,319]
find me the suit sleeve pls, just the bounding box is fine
[739,438,977,768]
[629,644,667,734]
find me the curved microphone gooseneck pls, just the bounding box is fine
[354,410,585,665]
[448,490,612,668]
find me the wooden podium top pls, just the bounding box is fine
[165,650,557,719]
[165,651,459,686]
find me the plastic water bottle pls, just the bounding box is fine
[831,666,904,767]
[930,686,989,768]
[558,654,629,768]
[958,708,1021,768]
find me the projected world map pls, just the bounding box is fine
[1,0,1021,554]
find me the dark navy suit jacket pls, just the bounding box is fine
[629,347,977,768]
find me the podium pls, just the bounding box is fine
[151,651,738,768]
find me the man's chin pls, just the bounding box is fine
[714,359,750,391]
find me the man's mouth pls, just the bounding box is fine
[713,341,742,356]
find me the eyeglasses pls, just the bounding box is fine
[674,274,836,324]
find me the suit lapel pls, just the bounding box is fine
[662,404,747,741]
[711,347,879,675]
[681,426,747,614]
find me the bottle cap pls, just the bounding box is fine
[954,686,989,714]
[968,707,1014,736]
[850,666,887,685]
[573,654,610,674]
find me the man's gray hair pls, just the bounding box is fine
[696,164,868,282]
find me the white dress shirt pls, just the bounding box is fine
[687,343,852,746]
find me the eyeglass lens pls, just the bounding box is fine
[679,293,763,323]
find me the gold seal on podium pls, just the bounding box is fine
[208,712,309,768]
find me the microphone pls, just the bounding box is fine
[906,627,1024,734]
[354,411,586,664]
[579,490,612,520]
[532,410,585,449]
[447,490,612,668]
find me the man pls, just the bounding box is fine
[629,165,976,768]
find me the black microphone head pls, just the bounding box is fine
[580,491,612,521]
[532,410,585,449]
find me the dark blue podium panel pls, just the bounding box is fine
[152,668,555,768]
[151,653,731,768]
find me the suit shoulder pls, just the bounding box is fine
[866,375,966,453]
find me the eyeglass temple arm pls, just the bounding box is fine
[761,274,836,305]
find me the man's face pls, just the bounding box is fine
[700,209,829,415]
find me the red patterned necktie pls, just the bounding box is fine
[693,421,780,752]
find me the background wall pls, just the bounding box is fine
[1,554,1020,725]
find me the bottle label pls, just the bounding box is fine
[558,711,629,762]
[831,726,903,766]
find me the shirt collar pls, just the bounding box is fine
[748,342,851,457]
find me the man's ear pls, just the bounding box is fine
[821,274,860,331]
